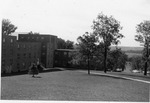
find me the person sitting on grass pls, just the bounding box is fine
[28,63,39,77]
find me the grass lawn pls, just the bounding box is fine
[1,69,150,102]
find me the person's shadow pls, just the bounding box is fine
[33,76,42,78]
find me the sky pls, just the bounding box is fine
[1,0,150,47]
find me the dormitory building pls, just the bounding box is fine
[2,33,57,73]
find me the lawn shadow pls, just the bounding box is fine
[1,68,64,77]
[1,71,28,77]
[32,76,42,78]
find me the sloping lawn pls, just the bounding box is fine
[1,70,149,102]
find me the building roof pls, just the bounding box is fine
[56,49,78,52]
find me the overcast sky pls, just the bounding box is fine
[1,0,150,47]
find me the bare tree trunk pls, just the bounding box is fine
[88,55,90,75]
[104,46,107,73]
[144,61,147,75]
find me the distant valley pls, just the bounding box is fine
[111,46,143,58]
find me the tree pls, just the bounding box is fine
[130,56,144,71]
[108,48,128,71]
[57,38,74,49]
[57,38,66,49]
[135,20,150,75]
[28,31,40,35]
[77,32,98,74]
[92,13,124,73]
[2,19,17,36]
[66,40,74,49]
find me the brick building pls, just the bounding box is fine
[1,33,57,74]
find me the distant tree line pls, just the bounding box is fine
[125,50,142,53]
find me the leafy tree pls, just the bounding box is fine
[57,38,74,49]
[92,13,124,73]
[71,50,87,69]
[108,48,128,71]
[135,20,150,75]
[130,56,144,71]
[57,38,66,49]
[2,19,17,36]
[77,32,98,74]
[28,31,40,35]
[91,42,105,70]
[66,40,74,49]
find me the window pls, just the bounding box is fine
[17,63,20,69]
[10,39,13,43]
[3,38,5,42]
[2,43,5,48]
[42,45,46,48]
[17,54,20,59]
[2,52,6,57]
[2,60,5,66]
[22,62,25,66]
[10,49,13,55]
[29,45,31,50]
[34,53,36,58]
[10,43,13,47]
[64,52,67,56]
[41,37,44,40]
[23,44,25,48]
[55,52,58,55]
[24,53,26,58]
[29,53,31,58]
[34,45,37,49]
[17,44,20,48]
[21,37,24,40]
[10,59,13,65]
